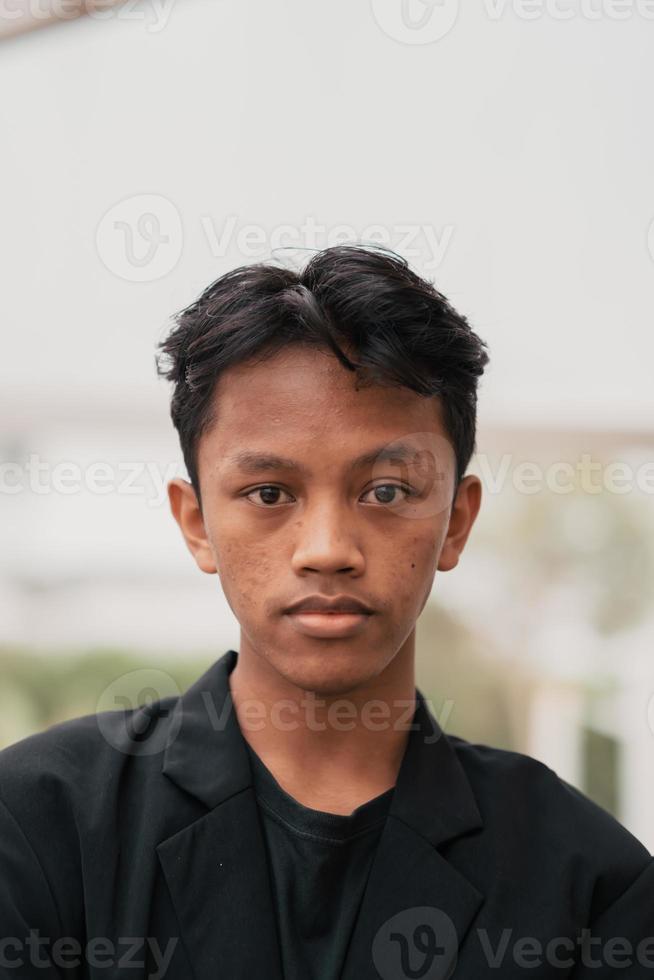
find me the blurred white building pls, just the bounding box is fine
[1,0,653,847]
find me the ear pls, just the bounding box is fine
[437,474,482,572]
[167,478,217,574]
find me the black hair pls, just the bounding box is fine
[155,244,490,510]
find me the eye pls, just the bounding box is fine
[361,483,416,506]
[243,485,295,507]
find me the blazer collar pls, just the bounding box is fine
[159,648,485,978]
[162,648,249,808]
[162,647,483,846]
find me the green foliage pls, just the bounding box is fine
[0,646,216,750]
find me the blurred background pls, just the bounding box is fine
[1,0,653,849]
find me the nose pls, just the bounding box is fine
[290,498,365,576]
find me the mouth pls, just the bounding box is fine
[284,610,373,639]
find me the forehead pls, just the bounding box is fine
[197,345,451,472]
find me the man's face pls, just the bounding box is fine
[169,344,481,696]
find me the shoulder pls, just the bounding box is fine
[0,696,180,819]
[448,733,646,852]
[448,734,652,916]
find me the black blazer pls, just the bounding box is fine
[0,648,652,979]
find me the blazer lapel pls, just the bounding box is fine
[156,789,283,978]
[342,695,485,979]
[341,820,483,979]
[156,651,485,980]
[156,649,283,979]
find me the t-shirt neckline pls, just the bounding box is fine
[245,742,395,843]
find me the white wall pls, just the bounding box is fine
[1,0,653,426]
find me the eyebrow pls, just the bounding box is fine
[226,441,419,477]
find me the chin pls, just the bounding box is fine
[270,644,386,697]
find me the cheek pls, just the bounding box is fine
[404,530,439,571]
[395,535,439,605]
[214,535,277,616]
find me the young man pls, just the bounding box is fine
[0,245,652,979]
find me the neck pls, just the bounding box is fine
[228,637,416,815]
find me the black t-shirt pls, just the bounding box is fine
[245,743,394,980]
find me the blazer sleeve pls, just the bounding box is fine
[570,856,654,978]
[0,796,65,979]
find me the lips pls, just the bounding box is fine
[283,594,374,616]
[283,594,375,639]
[285,611,373,639]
